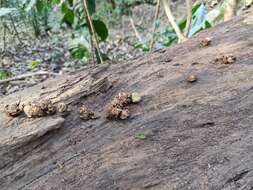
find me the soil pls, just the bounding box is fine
[0,12,253,190]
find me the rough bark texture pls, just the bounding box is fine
[0,12,253,190]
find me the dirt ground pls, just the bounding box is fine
[0,12,253,190]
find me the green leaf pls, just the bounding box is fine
[133,42,149,52]
[61,3,69,13]
[68,0,74,7]
[189,2,208,37]
[0,8,17,17]
[52,0,61,4]
[61,3,75,27]
[205,20,212,28]
[28,60,40,70]
[87,0,96,15]
[131,92,142,103]
[135,133,146,140]
[36,0,44,14]
[0,70,11,80]
[69,44,90,60]
[93,19,108,41]
[192,2,202,15]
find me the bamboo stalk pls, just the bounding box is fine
[83,0,104,64]
[184,0,192,37]
[149,0,161,52]
[130,18,142,43]
[162,0,187,43]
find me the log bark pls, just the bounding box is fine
[0,13,253,190]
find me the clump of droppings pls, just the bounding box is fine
[120,109,130,120]
[79,105,97,121]
[57,103,70,117]
[200,37,211,47]
[23,99,56,118]
[215,54,236,65]
[107,92,141,120]
[40,100,56,115]
[111,92,131,108]
[186,74,198,83]
[24,103,45,118]
[5,101,23,117]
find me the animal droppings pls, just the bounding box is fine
[215,54,236,64]
[111,92,131,108]
[23,100,56,118]
[57,103,70,117]
[79,105,97,121]
[5,101,23,117]
[186,75,198,83]
[107,92,142,120]
[120,109,130,120]
[24,103,45,118]
[200,37,211,47]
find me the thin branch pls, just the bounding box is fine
[9,14,22,44]
[130,18,143,43]
[3,24,6,53]
[184,0,192,37]
[82,0,104,64]
[149,0,161,52]
[0,71,59,85]
[161,0,187,43]
[90,35,95,65]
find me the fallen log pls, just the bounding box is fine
[0,12,253,190]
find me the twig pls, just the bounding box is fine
[130,18,143,42]
[162,0,187,43]
[82,0,104,64]
[3,24,6,52]
[149,0,161,52]
[90,34,95,65]
[184,0,192,37]
[0,71,59,85]
[9,14,22,44]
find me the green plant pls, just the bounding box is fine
[0,70,11,80]
[135,133,146,140]
[28,60,40,70]
[151,2,212,50]
[59,0,109,63]
[22,0,55,37]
